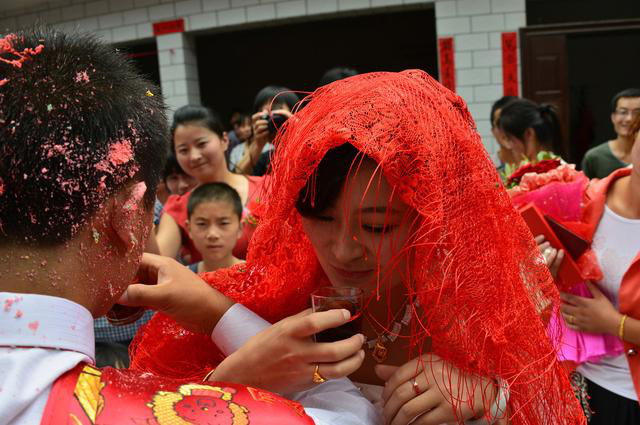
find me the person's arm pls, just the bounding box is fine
[155,213,182,259]
[145,227,160,254]
[235,111,270,175]
[119,253,233,335]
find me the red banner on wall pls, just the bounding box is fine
[501,32,519,96]
[438,37,455,92]
[153,18,185,36]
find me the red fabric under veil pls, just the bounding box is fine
[131,70,584,424]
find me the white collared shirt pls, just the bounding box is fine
[0,293,94,425]
[0,293,380,425]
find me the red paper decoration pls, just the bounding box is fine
[153,18,185,36]
[501,32,519,96]
[438,37,455,92]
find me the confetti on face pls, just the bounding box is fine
[145,90,154,97]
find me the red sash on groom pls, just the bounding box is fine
[41,363,314,424]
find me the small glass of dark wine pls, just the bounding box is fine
[105,304,146,326]
[311,287,364,343]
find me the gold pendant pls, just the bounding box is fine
[372,338,388,363]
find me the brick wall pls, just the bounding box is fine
[435,0,525,161]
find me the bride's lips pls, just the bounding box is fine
[330,265,374,281]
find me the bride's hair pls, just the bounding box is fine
[296,143,361,217]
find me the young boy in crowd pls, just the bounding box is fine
[187,183,244,273]
[0,26,373,425]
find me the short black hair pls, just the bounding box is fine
[170,105,225,151]
[490,96,518,127]
[253,85,300,113]
[0,27,168,245]
[162,152,188,182]
[319,67,359,87]
[187,182,243,220]
[611,88,640,112]
[296,144,361,217]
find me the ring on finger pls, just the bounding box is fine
[412,378,421,396]
[312,364,327,384]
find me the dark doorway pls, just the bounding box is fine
[195,6,437,125]
[567,31,640,162]
[119,42,161,88]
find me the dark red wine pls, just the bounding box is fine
[315,313,363,342]
[105,304,145,326]
[314,299,362,342]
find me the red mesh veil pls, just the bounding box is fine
[131,70,583,424]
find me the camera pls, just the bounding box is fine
[261,112,289,135]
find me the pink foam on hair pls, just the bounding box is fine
[108,140,133,166]
[74,70,90,84]
[0,34,44,88]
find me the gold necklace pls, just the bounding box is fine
[365,300,416,363]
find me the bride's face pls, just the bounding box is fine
[301,159,418,292]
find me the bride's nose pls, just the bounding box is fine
[330,222,364,265]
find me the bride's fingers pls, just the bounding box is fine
[384,377,438,425]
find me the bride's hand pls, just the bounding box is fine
[376,353,497,425]
[211,308,365,394]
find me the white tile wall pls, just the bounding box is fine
[247,4,276,21]
[188,11,217,29]
[98,12,124,28]
[86,1,110,15]
[175,0,203,16]
[202,0,230,11]
[455,0,489,16]
[217,7,246,25]
[111,23,138,41]
[339,0,371,11]
[232,0,260,6]
[435,0,525,158]
[455,33,488,51]
[472,48,500,67]
[110,0,135,12]
[123,8,150,24]
[434,0,455,17]
[306,0,338,14]
[371,0,403,7]
[436,16,470,35]
[471,13,504,32]
[457,68,491,86]
[454,51,472,68]
[148,3,176,19]
[276,0,306,18]
[491,0,524,13]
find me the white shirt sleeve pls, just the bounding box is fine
[210,304,381,425]
[210,303,271,356]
